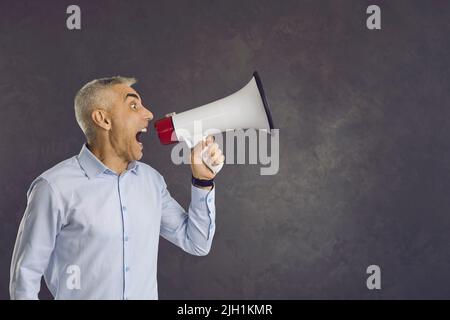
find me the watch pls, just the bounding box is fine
[192,175,214,187]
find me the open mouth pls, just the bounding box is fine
[136,132,143,143]
[135,127,147,146]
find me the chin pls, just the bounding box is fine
[130,149,143,161]
[130,142,144,161]
[135,147,144,161]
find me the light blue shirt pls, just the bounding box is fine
[10,144,216,300]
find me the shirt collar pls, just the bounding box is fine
[77,144,139,179]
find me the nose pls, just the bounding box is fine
[143,106,154,122]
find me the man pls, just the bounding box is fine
[9,76,224,299]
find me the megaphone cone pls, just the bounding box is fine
[154,71,274,147]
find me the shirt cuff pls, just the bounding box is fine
[191,184,215,213]
[190,184,215,241]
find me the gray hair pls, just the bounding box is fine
[74,76,137,142]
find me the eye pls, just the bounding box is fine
[131,102,138,110]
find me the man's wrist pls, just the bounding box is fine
[192,175,214,190]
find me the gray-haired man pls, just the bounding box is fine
[10,77,224,299]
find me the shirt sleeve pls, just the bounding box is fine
[159,175,216,256]
[10,177,65,300]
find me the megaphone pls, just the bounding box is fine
[154,71,274,173]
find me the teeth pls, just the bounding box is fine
[141,128,147,133]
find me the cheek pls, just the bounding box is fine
[111,124,126,141]
[112,118,131,137]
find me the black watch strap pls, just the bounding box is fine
[192,175,214,187]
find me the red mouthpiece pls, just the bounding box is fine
[154,116,177,145]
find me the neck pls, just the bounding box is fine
[87,141,128,175]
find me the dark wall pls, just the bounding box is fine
[1,0,450,299]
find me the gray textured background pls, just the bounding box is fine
[1,0,450,299]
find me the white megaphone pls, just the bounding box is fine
[154,71,274,173]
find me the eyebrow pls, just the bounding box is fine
[124,93,141,101]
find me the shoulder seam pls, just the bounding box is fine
[33,177,68,225]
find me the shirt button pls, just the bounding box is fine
[124,236,129,242]
[125,266,130,272]
[122,206,127,212]
[208,198,212,203]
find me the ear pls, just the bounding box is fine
[91,109,112,131]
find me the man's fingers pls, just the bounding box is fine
[200,136,213,149]
[206,135,214,146]
[213,147,222,158]
[194,137,223,167]
[210,147,223,164]
[211,154,225,165]
[197,135,215,150]
[208,143,219,157]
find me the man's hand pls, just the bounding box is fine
[191,135,224,182]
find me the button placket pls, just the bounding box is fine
[118,175,130,300]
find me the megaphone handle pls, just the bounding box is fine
[201,143,224,175]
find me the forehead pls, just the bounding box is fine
[109,83,140,100]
